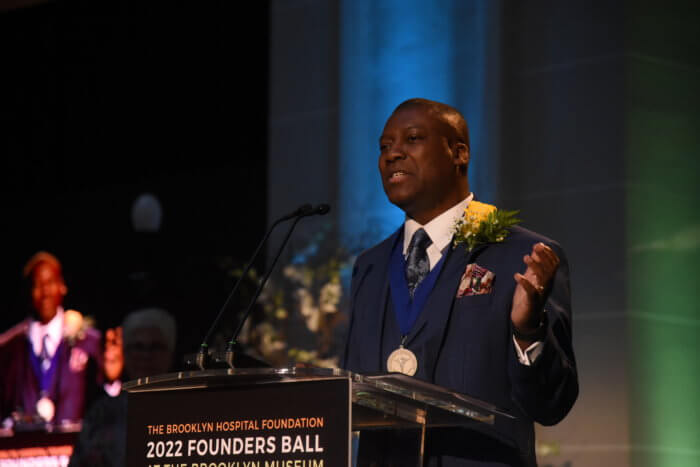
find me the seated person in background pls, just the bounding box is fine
[69,307,176,467]
[0,251,122,427]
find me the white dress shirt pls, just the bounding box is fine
[28,307,64,368]
[402,194,542,365]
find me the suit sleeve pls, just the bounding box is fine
[508,244,579,426]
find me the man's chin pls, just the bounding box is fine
[35,305,58,323]
[385,190,415,211]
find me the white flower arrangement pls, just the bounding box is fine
[248,226,351,368]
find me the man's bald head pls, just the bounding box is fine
[24,251,67,324]
[393,98,470,150]
[23,251,62,278]
[379,98,471,224]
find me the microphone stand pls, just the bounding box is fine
[195,205,312,370]
[225,204,331,369]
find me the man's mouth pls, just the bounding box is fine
[388,171,408,181]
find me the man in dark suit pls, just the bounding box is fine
[0,252,122,427]
[343,98,578,466]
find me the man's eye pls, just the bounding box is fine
[407,134,420,142]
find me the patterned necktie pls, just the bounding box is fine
[406,228,432,298]
[40,334,51,372]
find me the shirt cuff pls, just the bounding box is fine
[512,335,543,366]
[104,380,122,397]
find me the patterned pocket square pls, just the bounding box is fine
[456,263,495,297]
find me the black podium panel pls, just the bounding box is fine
[126,377,350,467]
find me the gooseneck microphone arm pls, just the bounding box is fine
[196,204,313,369]
[225,204,331,366]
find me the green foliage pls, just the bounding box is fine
[453,209,521,252]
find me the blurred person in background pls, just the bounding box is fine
[0,251,123,427]
[69,307,176,467]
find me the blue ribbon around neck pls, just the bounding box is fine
[389,232,447,337]
[27,338,61,395]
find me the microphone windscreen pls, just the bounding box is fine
[315,204,331,215]
[299,204,315,216]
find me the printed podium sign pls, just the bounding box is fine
[126,378,350,467]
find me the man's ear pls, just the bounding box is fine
[452,142,469,170]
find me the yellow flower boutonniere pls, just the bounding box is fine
[62,309,95,345]
[453,201,521,252]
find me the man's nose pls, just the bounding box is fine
[384,144,406,162]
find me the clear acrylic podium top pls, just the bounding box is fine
[124,367,514,435]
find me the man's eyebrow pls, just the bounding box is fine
[379,124,427,143]
[380,125,424,138]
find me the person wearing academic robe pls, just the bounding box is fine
[0,252,122,426]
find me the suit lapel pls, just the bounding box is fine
[414,242,488,381]
[359,231,400,372]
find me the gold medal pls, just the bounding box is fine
[387,347,418,376]
[36,396,55,422]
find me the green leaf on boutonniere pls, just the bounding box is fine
[453,201,521,252]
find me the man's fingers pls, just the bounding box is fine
[531,249,554,272]
[534,243,560,269]
[104,328,124,360]
[523,254,548,285]
[106,327,123,341]
[527,243,562,285]
[529,251,553,277]
[514,272,541,296]
[520,244,561,299]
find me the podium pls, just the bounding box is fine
[124,368,517,466]
[0,430,77,466]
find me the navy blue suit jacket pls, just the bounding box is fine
[0,320,103,424]
[343,225,578,466]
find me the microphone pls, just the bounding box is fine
[280,204,315,220]
[195,204,313,370]
[223,204,331,368]
[309,204,330,216]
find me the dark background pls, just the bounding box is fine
[0,0,270,362]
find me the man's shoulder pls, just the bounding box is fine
[503,225,567,258]
[71,327,102,356]
[509,225,558,244]
[0,319,30,348]
[78,327,102,343]
[353,229,401,269]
